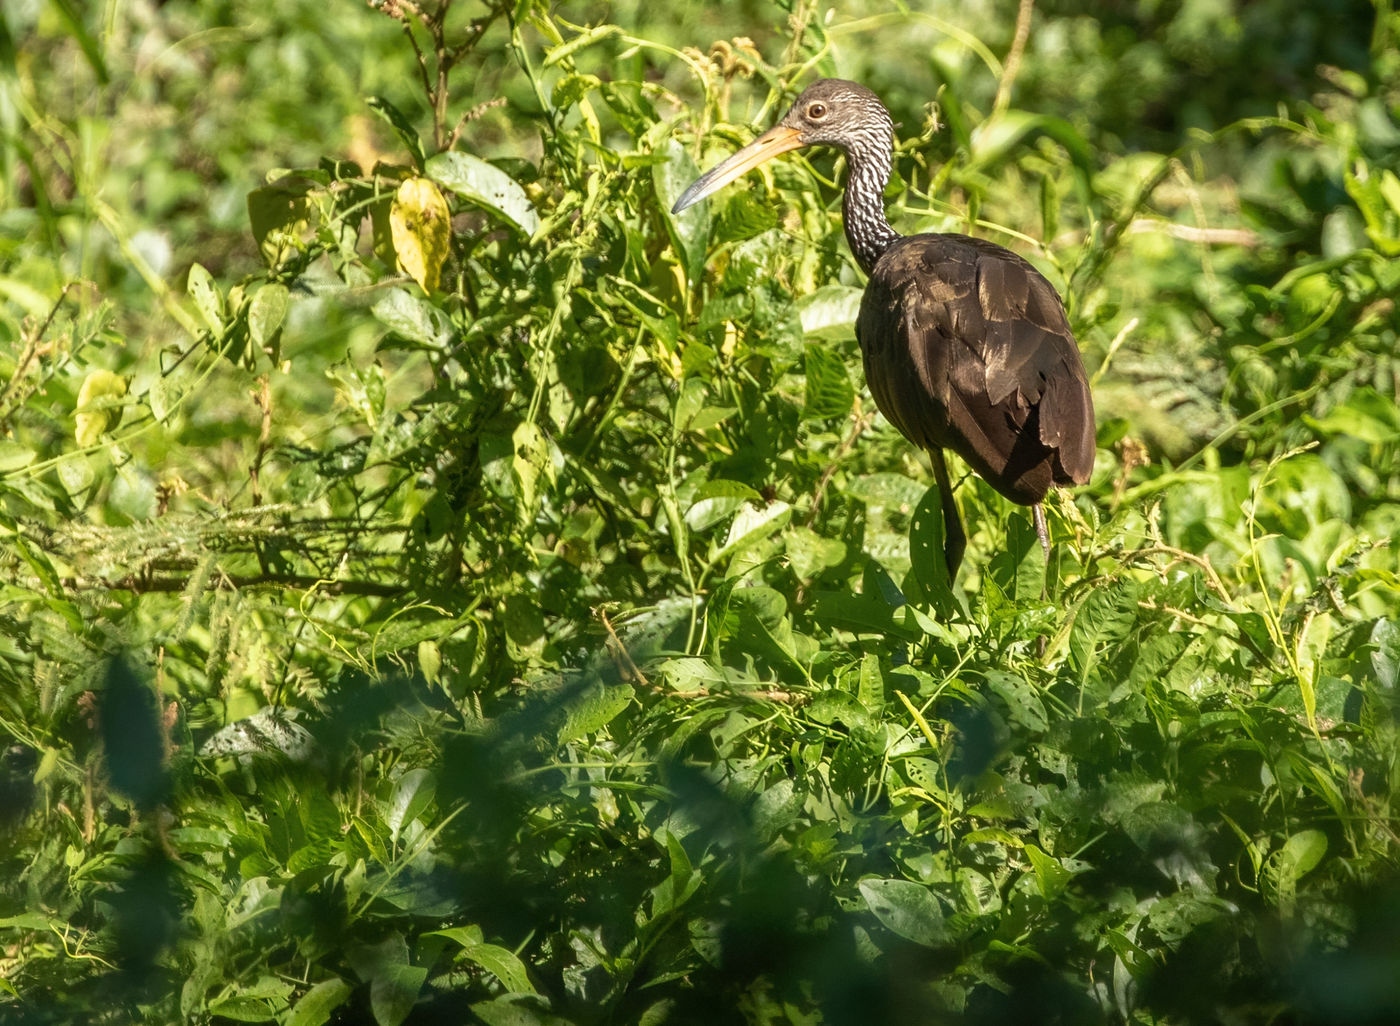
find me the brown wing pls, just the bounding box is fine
[856,233,1095,505]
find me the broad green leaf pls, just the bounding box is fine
[550,71,600,109]
[1265,830,1328,910]
[418,640,442,685]
[713,189,778,245]
[803,343,854,420]
[470,995,567,1026]
[856,652,885,712]
[286,978,354,1026]
[425,151,540,236]
[807,591,923,643]
[372,287,453,349]
[843,472,925,511]
[207,996,273,1022]
[367,95,426,169]
[713,499,790,569]
[796,285,863,338]
[751,779,804,839]
[248,282,289,359]
[1069,580,1141,684]
[858,878,948,947]
[1372,619,1400,691]
[349,935,426,1026]
[1023,843,1074,900]
[391,177,452,293]
[386,768,435,843]
[459,943,535,995]
[655,138,707,283]
[908,484,957,615]
[684,479,760,532]
[0,441,36,472]
[808,690,873,729]
[0,913,54,930]
[784,526,847,580]
[372,963,427,1026]
[187,262,223,333]
[970,109,1094,172]
[558,681,633,744]
[512,420,552,520]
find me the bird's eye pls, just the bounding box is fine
[807,102,827,119]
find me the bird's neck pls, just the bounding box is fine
[842,141,901,275]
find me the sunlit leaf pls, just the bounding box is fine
[74,369,127,446]
[391,177,452,293]
[426,151,540,236]
[858,878,948,947]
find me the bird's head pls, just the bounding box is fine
[671,78,895,214]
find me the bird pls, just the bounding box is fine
[672,79,1095,580]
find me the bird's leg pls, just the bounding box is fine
[1030,501,1052,607]
[930,449,966,580]
[1032,502,1051,564]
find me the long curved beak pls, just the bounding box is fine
[671,125,805,214]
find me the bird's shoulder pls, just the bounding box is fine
[866,233,1070,332]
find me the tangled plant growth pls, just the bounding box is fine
[1,0,1398,1023]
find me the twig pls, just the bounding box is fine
[805,404,874,527]
[992,0,1035,118]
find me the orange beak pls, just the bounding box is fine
[671,125,805,214]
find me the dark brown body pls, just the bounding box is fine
[857,233,1095,506]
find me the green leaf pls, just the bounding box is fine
[248,283,289,360]
[470,995,567,1026]
[512,420,553,521]
[207,996,274,1021]
[372,287,454,349]
[803,343,854,420]
[425,152,540,236]
[1265,830,1328,908]
[843,472,926,511]
[1069,580,1140,684]
[856,652,886,712]
[367,95,426,169]
[970,109,1094,172]
[796,285,863,339]
[386,768,435,843]
[1372,619,1400,692]
[858,878,948,947]
[372,962,427,1026]
[187,262,223,333]
[807,592,923,643]
[286,978,354,1026]
[0,441,36,472]
[558,681,633,744]
[908,484,957,615]
[713,499,791,569]
[1023,843,1075,900]
[349,935,426,1026]
[656,138,707,284]
[684,480,760,532]
[784,526,847,580]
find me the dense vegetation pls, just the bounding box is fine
[3,0,1399,1023]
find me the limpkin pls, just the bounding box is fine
[672,79,1095,579]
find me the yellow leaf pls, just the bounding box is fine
[74,370,128,446]
[391,177,451,292]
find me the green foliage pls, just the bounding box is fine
[2,0,1399,1024]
